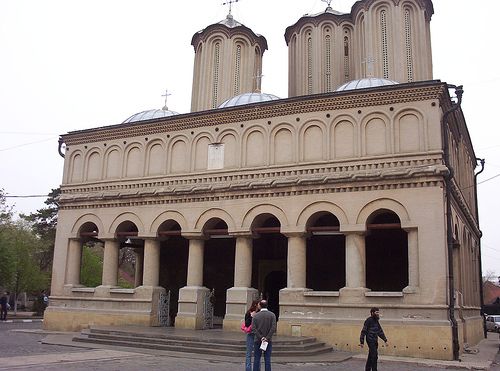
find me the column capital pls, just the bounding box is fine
[181,232,207,240]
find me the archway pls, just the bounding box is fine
[251,214,287,319]
[365,210,408,291]
[157,220,188,326]
[115,221,141,288]
[78,222,103,287]
[203,218,235,326]
[306,212,345,290]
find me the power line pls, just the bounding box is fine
[0,131,59,135]
[478,173,500,185]
[5,194,48,198]
[0,137,57,152]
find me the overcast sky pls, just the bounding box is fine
[1,0,499,277]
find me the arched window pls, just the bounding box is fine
[343,35,350,82]
[307,36,313,94]
[404,8,414,82]
[234,44,242,95]
[380,9,389,79]
[365,211,408,291]
[325,33,332,92]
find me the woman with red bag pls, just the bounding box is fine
[243,300,260,371]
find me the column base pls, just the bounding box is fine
[223,287,259,331]
[176,286,210,330]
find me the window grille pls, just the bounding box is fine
[308,36,313,94]
[212,42,220,108]
[325,34,332,92]
[344,35,350,82]
[234,45,241,94]
[404,9,414,82]
[380,10,389,78]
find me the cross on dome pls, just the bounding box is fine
[222,0,240,15]
[161,89,172,110]
[321,0,333,9]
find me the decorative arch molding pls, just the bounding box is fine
[68,150,84,183]
[194,208,237,231]
[241,204,289,230]
[356,198,410,225]
[70,213,105,238]
[300,119,327,162]
[84,147,103,181]
[296,201,349,228]
[108,212,145,235]
[361,112,391,156]
[150,210,189,234]
[216,128,240,143]
[394,107,426,152]
[242,126,268,167]
[270,123,296,165]
[191,133,214,171]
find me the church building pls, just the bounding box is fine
[45,0,483,361]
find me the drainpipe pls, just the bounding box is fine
[441,84,463,361]
[474,158,486,337]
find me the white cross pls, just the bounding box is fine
[222,0,239,15]
[161,89,171,110]
[253,70,264,93]
[362,57,376,78]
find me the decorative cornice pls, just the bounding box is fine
[61,81,445,146]
[59,157,447,210]
[191,22,267,52]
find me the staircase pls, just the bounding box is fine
[73,326,334,358]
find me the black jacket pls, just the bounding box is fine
[360,316,387,344]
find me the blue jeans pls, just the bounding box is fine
[253,340,272,371]
[245,333,254,371]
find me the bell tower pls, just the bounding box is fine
[190,12,268,112]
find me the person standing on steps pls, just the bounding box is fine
[0,292,8,321]
[243,299,260,371]
[252,300,277,371]
[360,307,388,371]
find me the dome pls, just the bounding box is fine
[122,108,179,124]
[218,92,281,108]
[335,78,399,92]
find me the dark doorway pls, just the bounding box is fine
[365,211,408,291]
[306,213,345,291]
[159,236,188,325]
[251,215,287,320]
[158,221,188,325]
[203,220,235,324]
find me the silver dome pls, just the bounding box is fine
[122,108,179,124]
[218,92,281,108]
[335,78,399,92]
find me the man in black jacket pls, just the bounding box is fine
[360,307,388,371]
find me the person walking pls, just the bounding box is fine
[252,300,277,371]
[360,307,388,371]
[243,300,260,371]
[0,292,8,321]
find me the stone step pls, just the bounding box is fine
[73,328,334,357]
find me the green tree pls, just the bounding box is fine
[0,188,15,289]
[80,245,103,287]
[21,188,60,272]
[1,221,49,312]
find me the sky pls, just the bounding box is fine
[0,0,499,278]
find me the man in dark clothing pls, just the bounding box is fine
[252,300,277,371]
[0,292,8,321]
[360,307,388,371]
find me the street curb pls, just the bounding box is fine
[0,319,43,323]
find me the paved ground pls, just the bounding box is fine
[1,322,499,370]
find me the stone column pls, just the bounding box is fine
[224,234,258,331]
[340,232,368,302]
[286,233,307,289]
[143,239,160,287]
[66,238,82,286]
[101,239,119,286]
[177,236,209,330]
[186,238,204,286]
[134,248,144,288]
[403,228,419,293]
[345,233,366,288]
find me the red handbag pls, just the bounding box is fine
[241,322,252,334]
